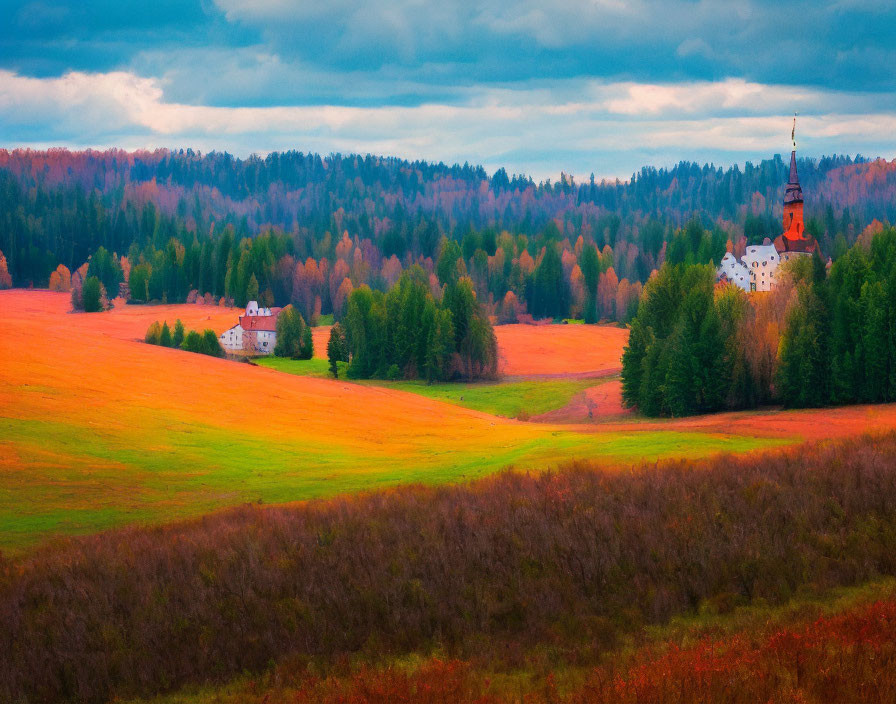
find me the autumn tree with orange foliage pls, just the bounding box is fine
[48,264,71,292]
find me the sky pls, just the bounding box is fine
[1,0,896,180]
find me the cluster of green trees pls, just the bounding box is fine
[86,246,124,298]
[779,226,896,407]
[71,275,107,313]
[623,225,896,416]
[145,320,223,358]
[274,307,313,359]
[339,266,497,381]
[622,264,746,416]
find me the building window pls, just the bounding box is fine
[263,341,268,347]
[750,282,756,292]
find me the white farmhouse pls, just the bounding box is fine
[219,323,245,352]
[218,300,282,354]
[241,314,278,354]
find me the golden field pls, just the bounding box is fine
[0,289,866,552]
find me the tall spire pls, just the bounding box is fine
[784,116,802,206]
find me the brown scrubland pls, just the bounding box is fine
[3,433,896,703]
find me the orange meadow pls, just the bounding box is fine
[1,290,782,551]
[494,323,628,376]
[7,289,891,553]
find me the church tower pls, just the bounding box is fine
[774,115,818,257]
[783,149,804,236]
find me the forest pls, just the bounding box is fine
[1,148,893,324]
[622,224,896,415]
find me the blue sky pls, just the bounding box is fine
[1,0,895,179]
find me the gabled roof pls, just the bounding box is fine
[240,315,277,332]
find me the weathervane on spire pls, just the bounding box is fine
[792,112,798,150]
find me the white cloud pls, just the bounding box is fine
[2,69,895,180]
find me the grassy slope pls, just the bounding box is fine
[0,291,788,552]
[257,356,607,417]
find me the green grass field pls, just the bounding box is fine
[256,356,606,418]
[254,356,335,378]
[0,412,788,553]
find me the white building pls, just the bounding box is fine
[742,242,781,292]
[220,323,245,351]
[717,252,750,290]
[218,300,281,354]
[716,147,820,293]
[717,240,781,292]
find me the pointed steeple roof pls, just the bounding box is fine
[783,150,803,205]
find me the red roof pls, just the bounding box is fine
[774,231,818,254]
[240,315,277,332]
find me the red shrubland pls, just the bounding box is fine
[159,599,896,703]
[4,434,896,702]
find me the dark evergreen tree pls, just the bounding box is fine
[81,276,104,313]
[274,307,307,359]
[159,322,173,347]
[181,330,202,353]
[530,242,568,319]
[173,319,185,348]
[579,244,600,324]
[327,323,348,378]
[200,330,224,357]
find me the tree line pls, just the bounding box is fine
[0,148,883,324]
[145,319,223,358]
[622,224,896,416]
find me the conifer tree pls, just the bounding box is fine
[327,323,348,378]
[436,238,463,286]
[300,324,314,360]
[181,330,202,353]
[145,321,162,345]
[530,242,568,319]
[621,318,649,409]
[81,276,104,313]
[425,308,455,382]
[778,283,829,408]
[159,322,172,347]
[173,319,185,348]
[274,307,306,359]
[246,273,259,303]
[200,329,223,357]
[579,244,600,324]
